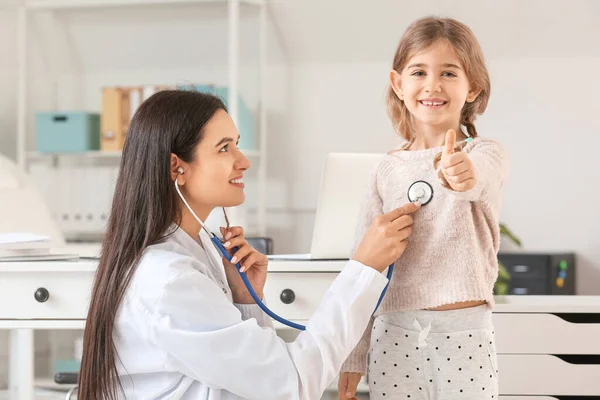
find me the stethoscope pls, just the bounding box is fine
[174,168,434,330]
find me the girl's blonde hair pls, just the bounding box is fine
[387,17,490,148]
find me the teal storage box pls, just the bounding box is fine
[35,112,101,153]
[177,84,256,151]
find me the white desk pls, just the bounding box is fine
[1,259,600,399]
[0,260,92,400]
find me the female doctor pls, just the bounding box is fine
[77,90,420,400]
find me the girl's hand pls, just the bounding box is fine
[220,226,268,304]
[337,372,362,400]
[440,129,477,192]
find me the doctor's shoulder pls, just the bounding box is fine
[131,241,210,293]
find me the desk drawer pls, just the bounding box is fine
[498,397,593,399]
[0,271,94,319]
[505,278,547,295]
[264,273,337,321]
[498,354,600,396]
[493,313,600,354]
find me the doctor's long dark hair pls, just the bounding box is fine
[78,90,226,400]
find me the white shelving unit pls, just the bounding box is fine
[15,0,278,236]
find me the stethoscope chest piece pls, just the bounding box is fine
[407,180,434,205]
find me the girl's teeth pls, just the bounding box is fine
[421,101,445,106]
[230,179,242,184]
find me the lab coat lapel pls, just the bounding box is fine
[170,225,229,294]
[199,229,229,293]
[171,226,212,271]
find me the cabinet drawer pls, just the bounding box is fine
[263,273,337,321]
[500,398,600,400]
[505,278,547,295]
[493,313,600,354]
[499,397,573,399]
[498,254,548,280]
[0,271,94,319]
[498,354,600,395]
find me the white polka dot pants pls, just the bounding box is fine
[367,305,499,399]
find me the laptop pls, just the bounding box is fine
[270,153,384,261]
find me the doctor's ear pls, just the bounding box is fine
[170,154,186,183]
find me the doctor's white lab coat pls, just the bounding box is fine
[113,224,388,399]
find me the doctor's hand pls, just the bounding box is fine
[352,201,421,273]
[220,226,268,304]
[338,372,361,400]
[439,129,476,192]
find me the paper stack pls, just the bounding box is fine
[0,233,78,262]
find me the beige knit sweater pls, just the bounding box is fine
[341,137,509,375]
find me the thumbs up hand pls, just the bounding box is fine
[439,129,476,192]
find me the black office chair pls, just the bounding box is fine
[54,372,78,399]
[246,237,274,255]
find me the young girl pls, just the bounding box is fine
[338,17,508,400]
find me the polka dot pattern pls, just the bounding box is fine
[367,315,499,399]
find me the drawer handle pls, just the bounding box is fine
[512,287,529,295]
[34,287,50,303]
[553,313,600,324]
[553,354,600,365]
[513,264,530,273]
[280,289,295,304]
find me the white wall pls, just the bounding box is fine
[481,57,600,294]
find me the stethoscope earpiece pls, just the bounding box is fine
[177,167,184,175]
